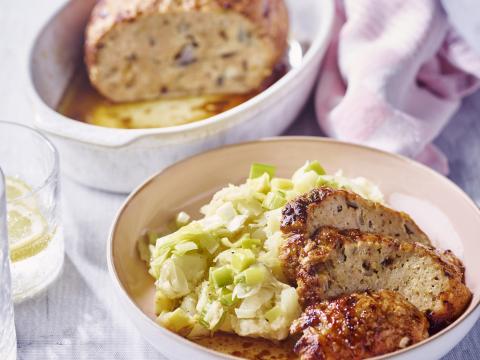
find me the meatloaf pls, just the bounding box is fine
[282,227,471,330]
[290,290,429,360]
[281,187,430,246]
[85,0,289,102]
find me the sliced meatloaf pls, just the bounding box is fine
[281,187,430,246]
[85,0,289,102]
[283,227,471,330]
[290,290,429,360]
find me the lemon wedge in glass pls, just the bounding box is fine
[6,177,32,201]
[5,177,50,262]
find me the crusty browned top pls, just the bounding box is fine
[290,290,429,360]
[85,0,289,69]
[281,187,430,245]
[281,187,336,233]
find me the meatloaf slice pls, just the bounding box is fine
[286,227,471,330]
[290,290,429,360]
[281,187,430,246]
[85,0,289,102]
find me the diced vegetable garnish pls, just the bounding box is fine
[158,308,193,332]
[262,191,287,210]
[265,306,282,322]
[212,266,234,287]
[249,163,276,180]
[271,178,293,191]
[232,251,255,272]
[304,160,326,175]
[175,211,191,228]
[243,266,266,286]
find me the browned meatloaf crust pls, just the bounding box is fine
[290,290,430,360]
[281,187,430,245]
[281,226,471,331]
[85,0,289,102]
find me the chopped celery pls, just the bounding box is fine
[244,266,265,286]
[249,163,276,180]
[232,251,255,272]
[271,178,293,191]
[173,241,198,255]
[175,211,191,228]
[265,306,282,322]
[304,160,326,175]
[213,266,234,287]
[262,192,287,210]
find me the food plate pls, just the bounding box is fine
[107,137,480,360]
[28,0,335,193]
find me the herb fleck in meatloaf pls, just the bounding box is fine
[290,290,429,360]
[282,226,471,330]
[85,0,289,102]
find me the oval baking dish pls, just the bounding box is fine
[28,0,335,193]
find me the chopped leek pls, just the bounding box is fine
[243,266,266,286]
[175,211,191,228]
[212,266,234,287]
[304,160,326,175]
[158,308,193,332]
[262,191,287,210]
[231,251,255,272]
[249,163,276,180]
[265,306,282,322]
[271,178,293,191]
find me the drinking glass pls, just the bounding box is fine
[0,169,17,359]
[0,121,63,302]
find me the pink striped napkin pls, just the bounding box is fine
[315,0,480,174]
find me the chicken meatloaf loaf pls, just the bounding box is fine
[85,0,289,102]
[281,227,471,330]
[281,187,431,246]
[290,290,429,360]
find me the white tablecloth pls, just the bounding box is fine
[1,1,479,359]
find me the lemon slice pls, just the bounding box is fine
[5,177,32,201]
[7,202,50,262]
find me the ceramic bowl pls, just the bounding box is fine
[27,0,335,193]
[108,137,480,360]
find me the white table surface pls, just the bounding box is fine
[1,1,479,359]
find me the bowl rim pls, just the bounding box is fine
[107,136,480,360]
[27,0,335,148]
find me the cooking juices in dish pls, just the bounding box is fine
[138,161,471,360]
[56,63,287,129]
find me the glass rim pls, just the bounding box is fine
[0,121,59,201]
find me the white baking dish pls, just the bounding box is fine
[28,0,335,193]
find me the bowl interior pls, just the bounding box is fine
[110,137,480,358]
